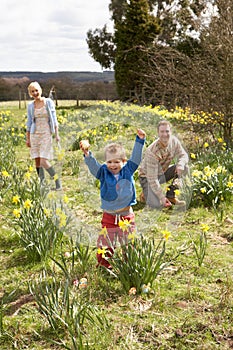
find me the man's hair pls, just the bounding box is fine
[157,120,171,131]
[104,143,126,161]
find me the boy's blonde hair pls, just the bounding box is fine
[104,143,126,162]
[27,81,42,98]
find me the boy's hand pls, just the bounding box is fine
[79,140,90,156]
[137,129,146,139]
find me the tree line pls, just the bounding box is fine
[0,77,118,102]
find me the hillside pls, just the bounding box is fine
[0,70,115,83]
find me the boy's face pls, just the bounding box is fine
[106,158,124,175]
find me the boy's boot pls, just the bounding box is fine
[46,166,62,190]
[36,167,45,183]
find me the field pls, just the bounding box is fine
[0,100,233,349]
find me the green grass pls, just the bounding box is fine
[0,101,233,349]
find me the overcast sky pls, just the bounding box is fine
[0,0,112,72]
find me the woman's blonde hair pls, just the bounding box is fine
[27,81,42,98]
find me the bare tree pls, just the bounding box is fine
[186,0,233,145]
[132,0,233,145]
[132,45,195,107]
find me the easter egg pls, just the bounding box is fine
[128,287,137,295]
[141,284,150,294]
[79,277,87,289]
[81,140,90,150]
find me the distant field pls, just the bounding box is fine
[0,100,82,110]
[0,100,104,109]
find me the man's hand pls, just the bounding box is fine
[161,197,172,207]
[176,167,183,177]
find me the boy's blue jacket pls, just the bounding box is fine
[84,136,145,211]
[26,98,58,134]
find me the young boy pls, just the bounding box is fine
[80,129,146,269]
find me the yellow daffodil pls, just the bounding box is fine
[161,230,172,241]
[2,170,10,177]
[174,189,181,196]
[47,192,56,200]
[128,231,136,243]
[12,195,20,204]
[216,166,225,174]
[57,149,65,161]
[118,219,131,232]
[24,172,31,180]
[55,207,62,215]
[23,199,33,209]
[200,223,210,232]
[63,195,69,204]
[59,213,67,228]
[99,226,108,238]
[13,208,21,218]
[217,137,223,143]
[204,166,213,178]
[43,208,51,217]
[190,153,196,159]
[204,142,209,148]
[192,170,202,178]
[227,181,233,188]
[97,247,106,258]
[200,187,207,194]
[29,166,34,172]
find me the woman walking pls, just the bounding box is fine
[26,81,62,190]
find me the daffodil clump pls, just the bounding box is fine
[107,218,172,294]
[0,110,11,126]
[0,111,26,145]
[0,132,16,193]
[1,165,40,205]
[12,191,71,262]
[191,164,233,207]
[168,106,223,126]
